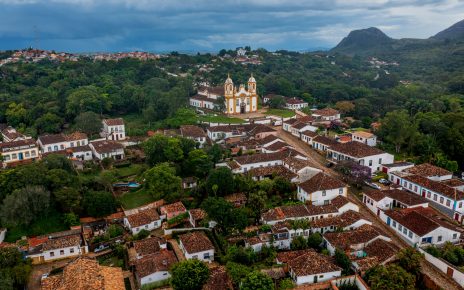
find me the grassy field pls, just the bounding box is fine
[199,114,245,124]
[118,188,155,209]
[112,164,146,179]
[5,211,68,242]
[264,108,295,118]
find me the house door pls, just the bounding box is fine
[240,102,246,114]
[396,179,400,185]
[454,213,460,221]
[447,267,454,277]
[377,209,380,216]
[387,217,391,226]
[422,190,426,197]
[18,152,23,160]
[313,276,318,283]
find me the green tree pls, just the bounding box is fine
[379,110,416,153]
[170,259,210,290]
[365,264,415,290]
[334,248,352,275]
[291,236,308,250]
[0,186,50,227]
[5,102,27,127]
[268,95,286,109]
[205,167,235,196]
[0,247,32,289]
[54,187,82,213]
[240,271,274,290]
[208,144,223,163]
[82,191,116,217]
[396,248,422,278]
[34,112,64,134]
[248,190,267,222]
[307,232,323,249]
[184,149,213,177]
[73,111,102,136]
[226,262,251,287]
[66,86,111,116]
[144,162,182,199]
[202,197,248,233]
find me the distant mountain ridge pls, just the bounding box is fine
[331,19,464,56]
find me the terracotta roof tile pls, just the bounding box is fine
[133,236,167,257]
[313,108,339,117]
[179,231,214,254]
[126,208,160,228]
[288,249,342,276]
[298,172,346,193]
[103,118,124,126]
[203,266,233,290]
[135,250,177,278]
[406,163,451,177]
[180,125,207,138]
[329,141,385,158]
[90,140,124,154]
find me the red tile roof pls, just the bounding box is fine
[103,118,124,126]
[313,108,339,117]
[329,141,385,158]
[135,250,178,278]
[133,236,166,257]
[298,172,346,193]
[406,163,451,177]
[179,231,214,254]
[126,208,160,228]
[287,249,341,276]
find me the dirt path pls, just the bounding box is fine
[168,239,186,262]
[277,128,463,290]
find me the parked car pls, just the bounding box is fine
[94,244,109,253]
[364,181,381,190]
[41,273,49,280]
[379,178,391,185]
[326,162,334,168]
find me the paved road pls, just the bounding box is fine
[277,128,463,290]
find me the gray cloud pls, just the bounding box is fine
[0,0,462,52]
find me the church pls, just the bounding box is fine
[224,74,258,114]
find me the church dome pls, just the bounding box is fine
[248,74,256,83]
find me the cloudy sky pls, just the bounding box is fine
[0,0,463,53]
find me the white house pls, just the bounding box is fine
[89,140,125,160]
[300,130,318,146]
[387,164,464,223]
[312,108,341,121]
[180,125,207,147]
[285,98,308,110]
[135,250,177,286]
[297,172,347,205]
[384,207,461,246]
[351,131,377,147]
[101,118,126,141]
[178,231,215,262]
[310,210,372,234]
[362,189,429,218]
[312,136,338,153]
[326,141,394,172]
[190,94,219,110]
[0,138,39,168]
[67,145,93,161]
[380,162,414,174]
[124,208,162,235]
[1,126,30,142]
[277,249,342,285]
[323,224,391,256]
[38,132,88,153]
[27,231,86,264]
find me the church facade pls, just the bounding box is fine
[224,74,258,114]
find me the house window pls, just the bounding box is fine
[440,197,444,204]
[25,151,30,157]
[192,255,198,259]
[398,225,403,231]
[446,200,451,207]
[31,151,36,157]
[402,228,407,235]
[453,233,458,239]
[460,202,463,208]
[379,158,382,164]
[12,153,17,159]
[433,194,437,201]
[369,160,373,166]
[60,250,64,255]
[339,188,343,195]
[70,142,74,147]
[203,253,210,259]
[392,221,397,227]
[70,248,74,253]
[438,236,442,242]
[322,190,326,196]
[408,231,413,239]
[145,225,148,229]
[3,155,10,161]
[50,252,55,257]
[414,186,417,192]
[427,192,431,198]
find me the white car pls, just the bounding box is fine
[364,181,381,190]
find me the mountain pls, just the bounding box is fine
[431,19,464,40]
[331,27,394,55]
[331,19,464,56]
